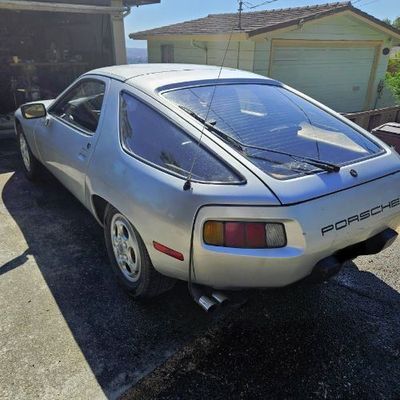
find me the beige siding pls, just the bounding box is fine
[147,39,254,71]
[274,14,387,41]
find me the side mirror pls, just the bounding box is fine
[21,103,47,119]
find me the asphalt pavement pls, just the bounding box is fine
[1,137,399,400]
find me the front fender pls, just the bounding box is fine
[14,99,54,160]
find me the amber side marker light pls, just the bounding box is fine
[153,241,184,261]
[203,221,286,248]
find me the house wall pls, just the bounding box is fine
[145,13,397,111]
[148,39,255,71]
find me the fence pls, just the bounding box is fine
[343,106,400,131]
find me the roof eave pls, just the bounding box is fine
[125,0,160,5]
[130,31,249,40]
[346,7,400,40]
[248,5,400,39]
[248,5,349,37]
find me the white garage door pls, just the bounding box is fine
[270,42,376,112]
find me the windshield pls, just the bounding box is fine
[162,84,382,179]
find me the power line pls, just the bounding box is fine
[237,0,279,29]
[242,0,278,10]
[355,0,379,6]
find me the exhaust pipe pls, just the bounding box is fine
[211,291,229,305]
[190,284,218,312]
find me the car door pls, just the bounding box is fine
[35,77,109,204]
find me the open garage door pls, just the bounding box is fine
[269,40,379,113]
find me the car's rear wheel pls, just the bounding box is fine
[16,125,41,180]
[104,205,175,299]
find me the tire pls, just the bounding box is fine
[16,124,41,181]
[104,205,175,299]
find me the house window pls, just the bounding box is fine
[161,44,174,63]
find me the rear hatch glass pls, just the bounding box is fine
[162,84,382,180]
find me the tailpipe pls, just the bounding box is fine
[190,284,218,312]
[211,291,229,305]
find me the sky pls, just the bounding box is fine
[124,0,400,48]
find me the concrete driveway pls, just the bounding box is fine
[1,137,399,399]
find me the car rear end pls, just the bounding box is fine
[157,74,400,289]
[191,169,400,288]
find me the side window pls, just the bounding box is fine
[50,80,105,133]
[119,92,241,183]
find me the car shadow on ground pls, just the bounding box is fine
[0,141,211,398]
[1,140,400,399]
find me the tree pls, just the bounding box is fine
[382,16,400,28]
[393,17,400,29]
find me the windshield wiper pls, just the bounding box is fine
[179,106,245,152]
[179,105,340,173]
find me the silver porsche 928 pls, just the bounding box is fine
[15,64,400,302]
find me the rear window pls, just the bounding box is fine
[163,84,382,179]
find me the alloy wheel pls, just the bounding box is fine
[19,134,31,171]
[110,213,142,282]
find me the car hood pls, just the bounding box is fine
[252,148,400,205]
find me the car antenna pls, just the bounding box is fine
[185,12,240,311]
[183,24,236,192]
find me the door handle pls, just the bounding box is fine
[78,143,92,160]
[44,117,51,127]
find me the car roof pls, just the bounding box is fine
[86,64,281,95]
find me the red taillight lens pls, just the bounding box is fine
[224,222,246,247]
[245,223,266,248]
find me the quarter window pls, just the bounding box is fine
[50,80,105,133]
[119,92,241,183]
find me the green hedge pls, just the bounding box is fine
[385,56,400,103]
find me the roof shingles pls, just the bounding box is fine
[130,2,400,39]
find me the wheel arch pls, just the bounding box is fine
[14,117,23,134]
[91,194,109,226]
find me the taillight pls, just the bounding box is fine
[224,222,245,247]
[203,221,286,248]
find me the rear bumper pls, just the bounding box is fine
[308,228,398,283]
[191,173,400,289]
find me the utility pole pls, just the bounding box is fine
[238,0,243,30]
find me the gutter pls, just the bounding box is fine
[0,0,128,15]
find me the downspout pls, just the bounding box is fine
[237,41,241,69]
[110,0,132,64]
[191,40,208,65]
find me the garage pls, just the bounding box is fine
[0,9,114,116]
[270,40,379,113]
[0,0,159,121]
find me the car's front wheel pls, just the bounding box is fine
[16,125,41,180]
[104,206,175,299]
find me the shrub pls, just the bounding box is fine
[385,54,400,103]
